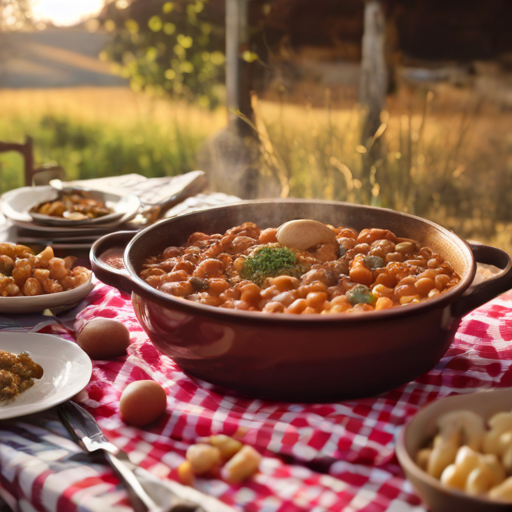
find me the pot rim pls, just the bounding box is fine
[123,199,476,324]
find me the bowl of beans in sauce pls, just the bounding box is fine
[91,200,512,401]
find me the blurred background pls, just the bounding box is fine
[1,0,512,251]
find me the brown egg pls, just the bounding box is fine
[77,318,130,360]
[119,380,167,427]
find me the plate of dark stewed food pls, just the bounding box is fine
[0,332,92,420]
[91,200,512,402]
[1,185,140,228]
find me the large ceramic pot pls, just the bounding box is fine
[91,200,512,402]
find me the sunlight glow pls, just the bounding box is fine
[32,0,105,27]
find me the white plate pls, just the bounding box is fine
[0,332,92,420]
[0,276,94,313]
[1,186,140,230]
[8,218,125,234]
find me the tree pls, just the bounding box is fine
[0,0,34,31]
[100,0,226,108]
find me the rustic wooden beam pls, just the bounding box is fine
[360,0,387,144]
[225,0,254,136]
[222,0,259,198]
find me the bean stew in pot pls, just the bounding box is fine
[139,220,460,314]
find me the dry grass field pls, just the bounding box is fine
[1,86,512,252]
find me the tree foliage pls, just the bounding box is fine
[0,0,34,31]
[100,0,225,108]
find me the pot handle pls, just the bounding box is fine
[451,242,512,318]
[90,231,137,295]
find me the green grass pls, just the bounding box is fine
[2,86,512,254]
[254,92,512,253]
[0,87,225,192]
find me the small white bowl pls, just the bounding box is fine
[396,389,512,512]
[0,276,94,313]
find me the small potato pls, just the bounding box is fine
[177,461,195,486]
[119,380,167,427]
[210,435,243,459]
[77,318,131,360]
[186,444,222,475]
[221,445,262,483]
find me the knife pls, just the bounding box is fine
[57,401,210,512]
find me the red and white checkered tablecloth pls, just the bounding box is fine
[2,282,512,512]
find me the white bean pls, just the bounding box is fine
[455,446,481,482]
[440,464,466,490]
[489,476,512,502]
[437,410,485,452]
[465,465,494,495]
[416,448,432,472]
[481,454,506,487]
[427,433,459,479]
[502,443,512,475]
[489,412,512,433]
[483,429,504,456]
[276,219,335,251]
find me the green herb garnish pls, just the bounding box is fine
[363,256,385,269]
[241,246,305,285]
[347,284,377,305]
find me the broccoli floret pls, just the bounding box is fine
[241,247,305,285]
[363,256,385,269]
[347,284,377,305]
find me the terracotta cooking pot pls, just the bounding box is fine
[91,200,512,402]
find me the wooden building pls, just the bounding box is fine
[225,0,512,135]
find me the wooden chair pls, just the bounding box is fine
[0,136,65,186]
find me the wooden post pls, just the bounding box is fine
[360,0,387,144]
[219,0,258,198]
[225,0,254,136]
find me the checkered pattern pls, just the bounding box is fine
[2,283,512,512]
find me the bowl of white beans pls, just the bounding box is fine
[396,389,512,512]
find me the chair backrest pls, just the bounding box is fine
[0,136,34,186]
[0,137,65,186]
